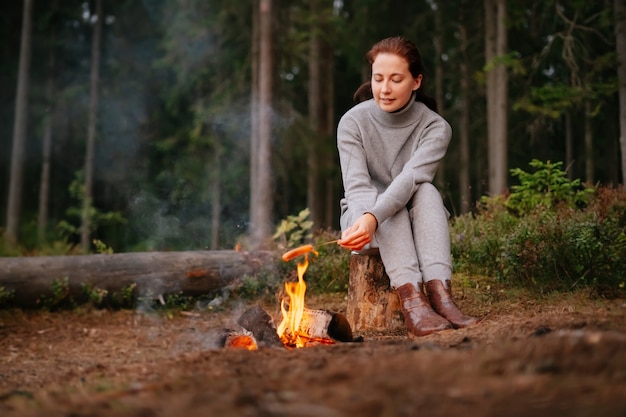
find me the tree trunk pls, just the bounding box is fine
[81,0,103,253]
[585,101,594,183]
[209,144,221,250]
[308,0,336,230]
[323,40,336,228]
[307,0,322,228]
[565,113,574,180]
[38,32,56,245]
[484,0,508,196]
[250,0,260,241]
[433,1,446,189]
[1,250,274,308]
[250,0,273,249]
[5,0,34,243]
[615,0,626,188]
[459,14,471,214]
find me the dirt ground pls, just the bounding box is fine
[1,280,626,417]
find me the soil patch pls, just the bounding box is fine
[1,284,625,417]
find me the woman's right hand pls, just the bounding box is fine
[338,213,378,251]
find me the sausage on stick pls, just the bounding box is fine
[281,244,315,262]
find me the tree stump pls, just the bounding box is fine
[346,248,404,332]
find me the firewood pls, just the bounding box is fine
[237,305,283,348]
[235,305,354,349]
[292,308,353,342]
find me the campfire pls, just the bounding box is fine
[223,243,353,350]
[277,250,336,348]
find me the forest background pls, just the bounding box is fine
[1,0,624,255]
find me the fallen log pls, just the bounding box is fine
[0,250,274,307]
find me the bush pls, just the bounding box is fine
[506,159,593,215]
[496,207,626,293]
[450,161,626,296]
[305,230,350,294]
[451,195,518,276]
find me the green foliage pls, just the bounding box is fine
[305,230,350,294]
[93,239,114,254]
[0,287,15,308]
[451,177,626,296]
[82,284,109,308]
[34,240,80,256]
[506,159,594,215]
[483,51,526,76]
[272,208,314,249]
[236,272,282,301]
[0,230,22,256]
[110,283,138,309]
[451,196,517,276]
[80,282,137,310]
[496,206,626,294]
[57,171,127,252]
[513,85,583,119]
[38,277,75,310]
[159,292,195,311]
[0,228,79,257]
[237,230,349,300]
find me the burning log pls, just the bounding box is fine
[346,249,404,332]
[225,305,353,350]
[0,250,273,307]
[236,305,284,348]
[284,308,353,345]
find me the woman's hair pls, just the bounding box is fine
[353,36,438,113]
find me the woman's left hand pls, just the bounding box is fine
[338,213,377,250]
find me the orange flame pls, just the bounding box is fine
[276,255,310,348]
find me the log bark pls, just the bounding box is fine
[0,250,273,307]
[346,249,404,332]
[237,305,283,348]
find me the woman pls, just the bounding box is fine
[337,36,477,337]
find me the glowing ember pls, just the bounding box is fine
[223,333,258,350]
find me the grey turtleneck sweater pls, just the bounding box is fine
[337,98,452,226]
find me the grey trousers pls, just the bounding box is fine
[340,183,452,289]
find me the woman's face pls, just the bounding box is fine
[371,53,422,112]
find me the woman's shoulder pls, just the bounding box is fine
[414,102,451,129]
[340,99,376,121]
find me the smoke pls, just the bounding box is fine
[128,190,186,250]
[97,83,146,185]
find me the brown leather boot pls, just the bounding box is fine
[425,279,478,329]
[395,283,452,337]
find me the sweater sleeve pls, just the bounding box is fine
[369,118,452,225]
[337,115,378,215]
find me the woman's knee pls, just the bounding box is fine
[410,183,441,207]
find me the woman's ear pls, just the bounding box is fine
[413,74,423,91]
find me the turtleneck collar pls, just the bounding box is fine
[370,97,418,128]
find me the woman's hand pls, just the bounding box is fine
[338,213,378,250]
